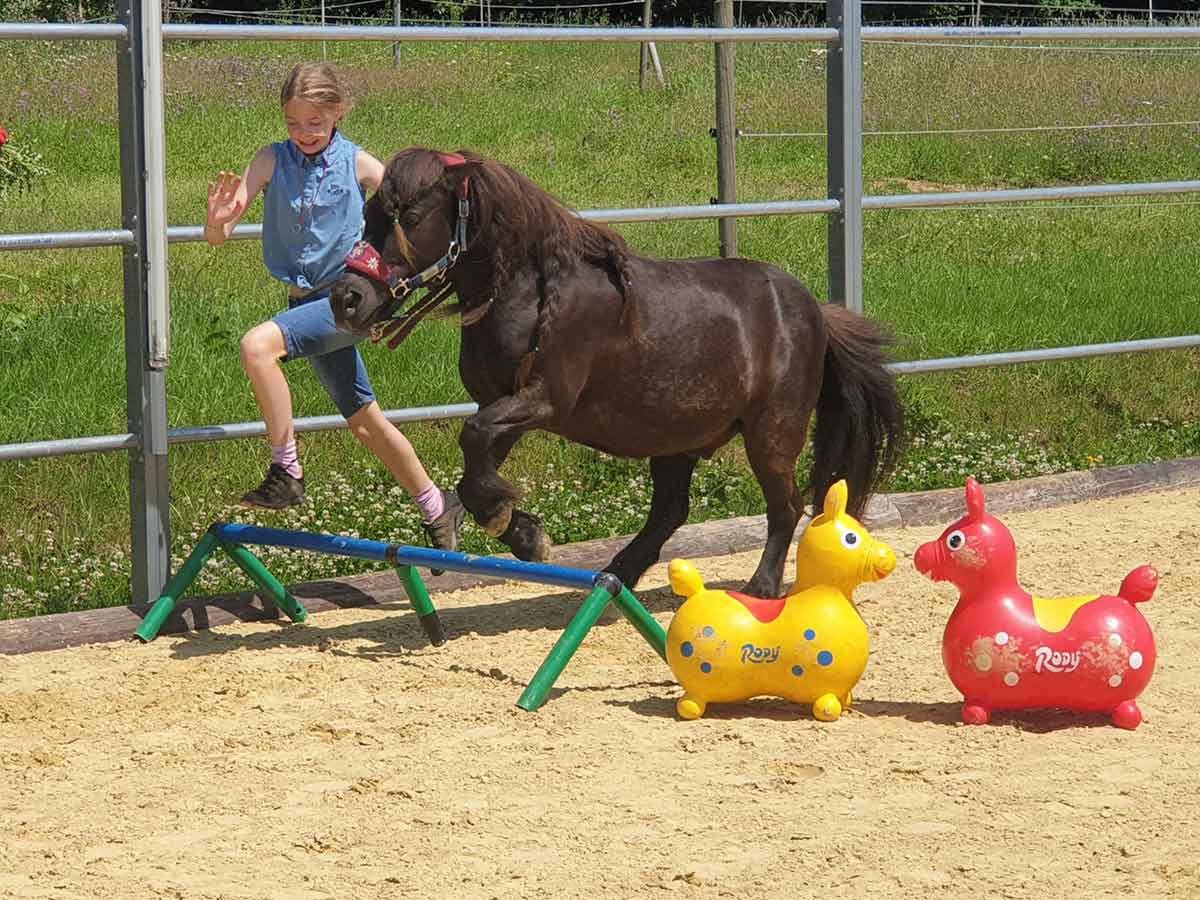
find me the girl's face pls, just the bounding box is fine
[282,98,342,156]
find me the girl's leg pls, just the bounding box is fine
[310,345,465,558]
[346,400,433,496]
[239,319,306,507]
[240,320,296,456]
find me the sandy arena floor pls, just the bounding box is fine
[1,486,1198,899]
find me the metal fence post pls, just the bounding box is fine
[640,0,651,89]
[713,0,738,258]
[826,0,863,312]
[393,0,402,67]
[116,0,172,604]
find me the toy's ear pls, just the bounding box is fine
[965,476,986,521]
[822,479,849,520]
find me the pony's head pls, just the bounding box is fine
[791,479,896,598]
[913,477,1018,594]
[331,147,483,341]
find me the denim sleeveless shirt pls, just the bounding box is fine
[262,130,364,292]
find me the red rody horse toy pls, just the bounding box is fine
[914,477,1158,730]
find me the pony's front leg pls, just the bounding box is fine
[458,387,556,562]
[605,454,698,590]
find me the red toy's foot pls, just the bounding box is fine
[1112,700,1142,730]
[962,702,991,725]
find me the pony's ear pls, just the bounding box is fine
[822,479,849,520]
[965,476,985,520]
[363,193,392,246]
[440,155,484,192]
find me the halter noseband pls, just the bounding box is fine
[343,153,472,344]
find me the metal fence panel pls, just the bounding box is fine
[4,14,1200,602]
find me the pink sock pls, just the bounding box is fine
[271,440,302,479]
[413,482,444,524]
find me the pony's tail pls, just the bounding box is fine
[810,303,905,518]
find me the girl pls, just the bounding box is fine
[203,61,464,559]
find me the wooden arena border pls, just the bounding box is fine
[2,457,1198,661]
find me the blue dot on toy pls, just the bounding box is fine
[792,665,804,677]
[700,662,713,674]
[702,625,715,638]
[804,628,816,640]
[681,641,694,658]
[817,650,834,666]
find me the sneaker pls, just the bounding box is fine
[421,489,465,575]
[241,463,306,509]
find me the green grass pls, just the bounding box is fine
[3,34,1200,617]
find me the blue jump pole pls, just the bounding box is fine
[212,523,600,590]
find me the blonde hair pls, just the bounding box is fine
[280,62,353,115]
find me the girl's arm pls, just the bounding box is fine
[204,145,275,246]
[357,149,386,194]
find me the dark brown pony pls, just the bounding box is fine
[331,147,904,597]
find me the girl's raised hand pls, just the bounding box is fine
[206,171,245,226]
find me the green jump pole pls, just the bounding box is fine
[395,564,445,646]
[613,585,667,661]
[134,529,220,643]
[516,573,622,712]
[221,542,308,623]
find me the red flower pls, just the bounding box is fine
[0,126,8,148]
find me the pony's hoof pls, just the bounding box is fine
[501,509,551,563]
[1112,700,1142,730]
[480,504,514,537]
[813,693,843,722]
[677,696,705,720]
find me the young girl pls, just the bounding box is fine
[203,61,464,559]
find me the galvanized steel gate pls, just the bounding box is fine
[3,5,1200,603]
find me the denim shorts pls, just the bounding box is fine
[272,288,376,419]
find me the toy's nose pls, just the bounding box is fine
[913,542,938,578]
[869,543,896,581]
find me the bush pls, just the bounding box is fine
[0,125,50,198]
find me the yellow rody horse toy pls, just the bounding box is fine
[666,480,896,721]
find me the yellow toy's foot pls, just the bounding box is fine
[842,691,852,709]
[677,696,706,720]
[813,693,843,722]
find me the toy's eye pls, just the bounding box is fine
[842,531,859,548]
[945,530,966,551]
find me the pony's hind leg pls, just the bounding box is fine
[604,454,698,590]
[741,418,807,598]
[458,388,555,561]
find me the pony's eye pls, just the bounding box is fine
[841,531,859,548]
[945,529,966,551]
[392,204,421,228]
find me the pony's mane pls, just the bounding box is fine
[374,147,640,367]
[377,147,634,294]
[465,152,629,268]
